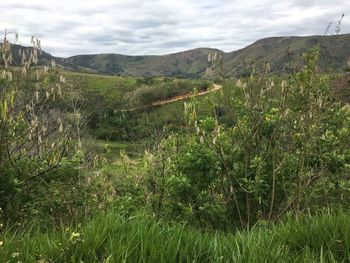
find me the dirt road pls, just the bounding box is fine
[120,84,222,112]
[152,84,222,106]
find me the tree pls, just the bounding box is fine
[144,49,350,229]
[0,31,83,223]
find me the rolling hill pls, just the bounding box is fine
[63,48,222,77]
[223,34,350,76]
[5,34,350,77]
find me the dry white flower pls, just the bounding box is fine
[7,71,12,81]
[208,53,212,63]
[59,122,64,133]
[57,84,62,96]
[35,91,39,102]
[281,80,287,93]
[0,70,5,79]
[21,66,27,76]
[59,75,66,83]
[318,98,323,108]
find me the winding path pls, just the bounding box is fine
[120,84,222,112]
[152,84,222,106]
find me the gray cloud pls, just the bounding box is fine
[0,0,349,57]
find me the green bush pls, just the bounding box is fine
[0,35,88,226]
[142,49,350,228]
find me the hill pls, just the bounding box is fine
[6,34,350,77]
[63,48,222,77]
[223,34,350,76]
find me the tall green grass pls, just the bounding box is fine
[1,210,349,262]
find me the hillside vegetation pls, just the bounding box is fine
[12,34,350,77]
[1,33,350,262]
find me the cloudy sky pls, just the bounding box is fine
[1,0,350,57]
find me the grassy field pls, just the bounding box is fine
[95,139,146,159]
[62,70,212,110]
[59,69,218,141]
[1,210,349,262]
[62,70,139,108]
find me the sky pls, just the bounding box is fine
[1,0,350,57]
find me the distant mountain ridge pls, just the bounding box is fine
[6,34,350,77]
[63,48,222,77]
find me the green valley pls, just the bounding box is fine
[1,22,350,263]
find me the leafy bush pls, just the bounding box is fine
[142,49,350,228]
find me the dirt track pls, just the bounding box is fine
[120,84,222,112]
[152,84,222,106]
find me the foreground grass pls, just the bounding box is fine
[1,210,350,262]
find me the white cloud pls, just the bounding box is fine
[0,0,349,57]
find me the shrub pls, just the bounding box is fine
[142,49,350,228]
[0,33,85,225]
